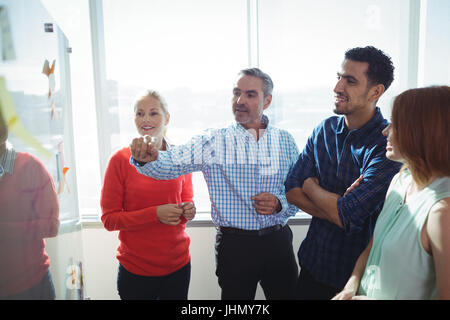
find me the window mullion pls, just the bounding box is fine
[247,0,260,68]
[89,0,110,182]
[407,0,422,89]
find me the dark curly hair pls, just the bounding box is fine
[345,46,395,91]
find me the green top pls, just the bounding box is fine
[358,169,450,299]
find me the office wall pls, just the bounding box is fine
[76,223,309,300]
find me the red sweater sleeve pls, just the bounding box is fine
[100,150,159,231]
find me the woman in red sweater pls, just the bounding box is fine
[100,90,195,300]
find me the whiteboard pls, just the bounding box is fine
[0,0,79,226]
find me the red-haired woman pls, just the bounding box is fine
[334,86,450,300]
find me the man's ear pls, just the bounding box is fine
[263,94,272,110]
[369,84,385,102]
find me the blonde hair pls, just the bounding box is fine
[133,90,169,116]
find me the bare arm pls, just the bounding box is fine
[333,237,373,300]
[286,187,329,220]
[302,177,343,228]
[288,175,364,227]
[426,198,450,299]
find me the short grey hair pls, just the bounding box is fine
[238,68,274,97]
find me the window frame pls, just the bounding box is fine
[82,0,427,224]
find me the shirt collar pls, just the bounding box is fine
[336,116,347,135]
[356,107,385,135]
[163,138,172,150]
[0,143,17,176]
[234,114,271,136]
[337,107,385,135]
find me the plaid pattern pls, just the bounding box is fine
[285,108,402,289]
[132,116,299,230]
[0,144,17,177]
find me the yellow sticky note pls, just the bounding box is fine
[0,77,51,158]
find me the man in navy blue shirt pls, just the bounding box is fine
[285,46,402,299]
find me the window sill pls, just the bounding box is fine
[58,218,83,234]
[81,212,311,229]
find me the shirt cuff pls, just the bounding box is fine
[275,193,297,217]
[130,156,146,167]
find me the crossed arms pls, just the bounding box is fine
[285,138,398,233]
[286,175,363,228]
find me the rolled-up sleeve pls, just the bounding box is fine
[337,147,401,234]
[275,134,300,218]
[285,132,317,192]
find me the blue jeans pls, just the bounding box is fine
[1,271,56,300]
[117,262,191,300]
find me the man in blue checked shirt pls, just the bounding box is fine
[130,68,300,300]
[285,46,402,300]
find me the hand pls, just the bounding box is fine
[351,295,374,300]
[332,288,357,300]
[156,204,183,226]
[252,192,282,215]
[344,175,363,196]
[302,177,319,196]
[180,202,196,221]
[130,135,159,164]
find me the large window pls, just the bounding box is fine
[43,0,449,220]
[98,0,414,217]
[100,0,248,212]
[258,0,411,150]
